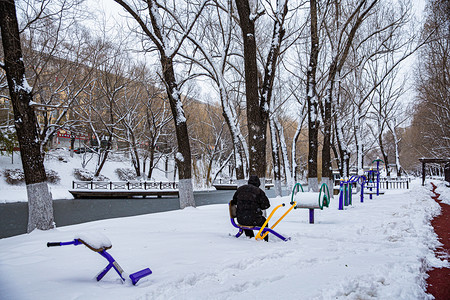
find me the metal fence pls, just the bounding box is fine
[378,178,411,190]
[72,181,178,190]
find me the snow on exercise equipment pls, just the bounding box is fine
[47,232,152,285]
[228,201,296,242]
[289,182,330,224]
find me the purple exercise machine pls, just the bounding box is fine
[47,237,152,285]
[338,175,366,210]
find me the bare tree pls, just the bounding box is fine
[189,101,230,187]
[114,0,210,208]
[368,60,408,177]
[412,0,450,158]
[336,0,427,176]
[21,22,96,153]
[305,0,320,190]
[291,95,307,182]
[142,87,173,180]
[177,0,249,185]
[267,69,296,195]
[92,43,132,177]
[235,0,289,186]
[269,112,282,195]
[234,0,264,180]
[321,0,378,182]
[114,67,148,178]
[386,116,408,177]
[0,0,53,232]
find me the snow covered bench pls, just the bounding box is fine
[290,183,330,224]
[47,232,152,285]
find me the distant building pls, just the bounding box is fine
[53,129,89,149]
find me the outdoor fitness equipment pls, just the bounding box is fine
[365,170,378,199]
[47,232,152,285]
[229,201,296,242]
[289,182,330,223]
[365,158,385,199]
[339,175,367,210]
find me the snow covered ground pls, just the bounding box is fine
[0,149,171,203]
[0,178,448,299]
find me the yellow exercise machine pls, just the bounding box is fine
[229,200,296,242]
[255,201,297,241]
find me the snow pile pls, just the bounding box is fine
[73,168,110,181]
[75,232,112,250]
[293,191,323,208]
[0,180,446,299]
[435,181,450,205]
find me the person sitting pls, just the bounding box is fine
[231,175,271,241]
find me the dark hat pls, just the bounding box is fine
[248,175,261,187]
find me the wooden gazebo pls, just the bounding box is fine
[418,158,450,186]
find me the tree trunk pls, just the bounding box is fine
[322,79,334,181]
[331,135,340,176]
[127,128,141,177]
[0,0,54,233]
[379,134,390,177]
[269,116,282,197]
[275,118,292,189]
[355,106,365,176]
[161,55,194,208]
[70,137,75,158]
[147,140,156,179]
[291,127,300,183]
[291,108,306,183]
[94,134,113,177]
[344,150,350,177]
[235,0,268,180]
[392,129,402,178]
[219,89,246,184]
[334,118,345,177]
[307,0,320,191]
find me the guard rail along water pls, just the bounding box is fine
[69,181,179,198]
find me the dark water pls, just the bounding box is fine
[0,189,287,239]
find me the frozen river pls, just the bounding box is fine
[0,188,288,239]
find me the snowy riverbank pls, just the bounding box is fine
[0,149,176,203]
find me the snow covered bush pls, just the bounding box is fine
[44,149,68,163]
[3,169,25,185]
[45,170,61,184]
[73,168,109,181]
[2,169,60,185]
[115,168,137,181]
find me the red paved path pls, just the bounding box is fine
[426,183,450,300]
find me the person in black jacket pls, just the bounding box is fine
[231,175,271,241]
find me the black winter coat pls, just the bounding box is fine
[231,177,270,226]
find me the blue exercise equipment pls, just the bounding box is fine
[47,234,152,285]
